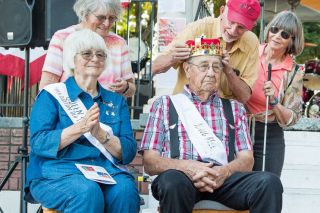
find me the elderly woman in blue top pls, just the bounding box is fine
[26,29,140,213]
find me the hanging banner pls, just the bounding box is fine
[158,17,186,52]
[0,47,46,87]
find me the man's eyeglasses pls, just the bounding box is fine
[93,14,118,23]
[270,26,293,40]
[188,62,222,73]
[78,50,107,61]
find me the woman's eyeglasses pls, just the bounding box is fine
[93,14,118,23]
[78,50,107,61]
[270,26,293,40]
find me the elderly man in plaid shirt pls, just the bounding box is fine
[140,37,283,213]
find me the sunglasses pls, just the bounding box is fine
[270,26,293,40]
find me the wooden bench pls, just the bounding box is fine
[192,200,249,213]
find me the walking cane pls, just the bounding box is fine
[262,63,272,171]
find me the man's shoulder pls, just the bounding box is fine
[188,16,219,34]
[239,31,259,51]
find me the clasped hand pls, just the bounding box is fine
[79,103,103,138]
[184,160,230,193]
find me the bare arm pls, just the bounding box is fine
[264,81,296,126]
[143,150,223,193]
[143,150,215,178]
[222,55,252,103]
[152,44,191,75]
[39,71,60,90]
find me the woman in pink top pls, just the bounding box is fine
[246,11,305,176]
[39,0,136,97]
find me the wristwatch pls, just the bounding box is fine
[269,97,279,107]
[102,133,110,145]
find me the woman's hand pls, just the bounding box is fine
[80,103,100,134]
[263,81,276,102]
[109,79,129,94]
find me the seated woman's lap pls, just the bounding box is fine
[30,173,140,213]
[100,173,140,213]
[30,174,104,212]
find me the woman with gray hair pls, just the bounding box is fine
[26,29,140,213]
[246,11,305,176]
[39,0,136,97]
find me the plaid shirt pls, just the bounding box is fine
[140,86,252,160]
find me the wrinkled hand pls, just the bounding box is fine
[109,79,128,94]
[170,43,191,62]
[193,165,230,193]
[263,81,276,101]
[79,103,100,134]
[182,160,216,192]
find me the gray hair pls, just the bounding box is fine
[73,0,122,22]
[63,29,108,75]
[265,11,304,56]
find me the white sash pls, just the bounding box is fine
[170,94,228,165]
[44,83,117,165]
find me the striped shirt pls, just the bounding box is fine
[140,86,252,160]
[42,25,134,90]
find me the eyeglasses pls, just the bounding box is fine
[188,62,222,73]
[78,50,107,61]
[93,14,118,23]
[270,26,293,40]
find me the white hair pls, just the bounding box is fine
[63,29,108,75]
[73,0,122,22]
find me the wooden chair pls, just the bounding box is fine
[192,200,249,213]
[42,208,58,213]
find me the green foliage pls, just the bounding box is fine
[116,2,156,43]
[296,22,320,63]
[213,0,226,17]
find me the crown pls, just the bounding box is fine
[186,35,223,57]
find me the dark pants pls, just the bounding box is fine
[152,169,283,213]
[253,122,285,177]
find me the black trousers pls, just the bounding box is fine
[253,122,285,177]
[152,169,283,213]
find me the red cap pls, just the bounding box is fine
[227,0,261,30]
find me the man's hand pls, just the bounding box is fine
[170,43,191,63]
[180,160,219,193]
[193,165,231,193]
[222,51,233,74]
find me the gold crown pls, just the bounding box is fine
[186,36,223,57]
